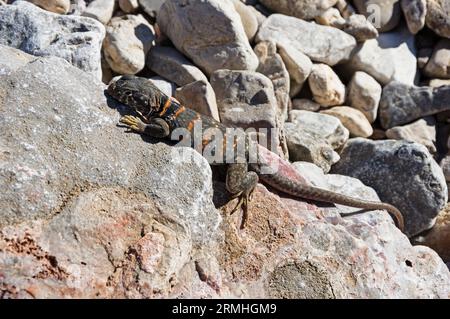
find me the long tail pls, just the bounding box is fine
[258,171,405,232]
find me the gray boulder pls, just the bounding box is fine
[332,138,448,236]
[0,46,220,242]
[0,1,105,79]
[285,110,348,172]
[157,0,258,76]
[210,69,279,150]
[147,46,209,87]
[379,82,450,129]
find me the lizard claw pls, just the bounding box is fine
[119,115,146,133]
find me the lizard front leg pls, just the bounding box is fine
[120,115,170,138]
[226,161,258,229]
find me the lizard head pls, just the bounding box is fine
[107,75,167,119]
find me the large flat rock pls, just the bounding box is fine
[256,14,357,66]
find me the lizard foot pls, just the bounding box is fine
[119,115,146,133]
[230,193,249,229]
[230,188,256,229]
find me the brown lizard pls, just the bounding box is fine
[107,75,405,232]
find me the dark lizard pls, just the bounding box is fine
[107,75,405,232]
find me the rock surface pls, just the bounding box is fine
[0,49,223,298]
[258,0,338,20]
[256,14,357,66]
[321,106,373,138]
[157,0,258,76]
[255,41,290,121]
[289,110,349,150]
[285,111,348,172]
[347,71,381,123]
[1,0,450,300]
[103,14,155,75]
[0,1,105,79]
[344,26,416,86]
[386,117,437,154]
[342,13,378,42]
[175,80,220,122]
[401,0,426,34]
[147,46,209,87]
[424,39,450,79]
[82,0,116,25]
[232,0,258,41]
[138,0,165,18]
[426,0,450,39]
[1,45,450,299]
[292,99,321,112]
[284,123,340,173]
[210,69,278,143]
[148,76,176,97]
[413,205,450,263]
[336,0,356,18]
[379,82,450,129]
[315,7,346,28]
[308,64,345,107]
[332,138,448,236]
[441,155,450,182]
[277,44,312,98]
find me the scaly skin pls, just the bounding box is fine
[107,75,404,232]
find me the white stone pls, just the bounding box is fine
[347,71,382,123]
[277,44,312,98]
[308,64,345,107]
[321,106,373,138]
[103,14,155,75]
[82,0,116,25]
[386,117,437,154]
[289,110,349,149]
[345,25,417,85]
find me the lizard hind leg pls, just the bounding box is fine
[226,161,258,229]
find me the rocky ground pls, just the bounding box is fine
[0,0,450,298]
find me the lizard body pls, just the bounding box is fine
[107,75,404,231]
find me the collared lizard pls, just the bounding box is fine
[107,75,404,232]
